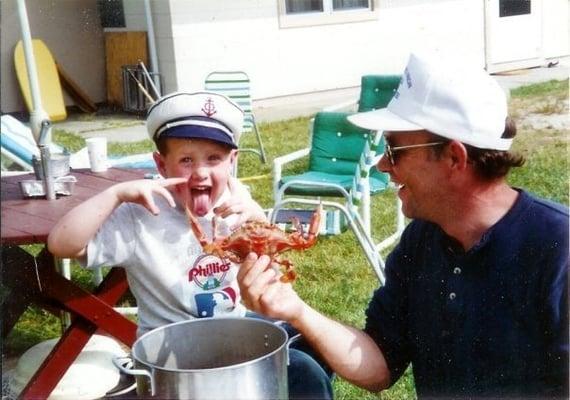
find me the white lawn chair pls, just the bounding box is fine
[204,71,268,169]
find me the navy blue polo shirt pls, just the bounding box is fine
[365,190,569,398]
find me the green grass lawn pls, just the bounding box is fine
[3,79,568,400]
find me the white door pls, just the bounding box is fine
[485,0,544,73]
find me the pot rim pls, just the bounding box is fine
[132,317,289,373]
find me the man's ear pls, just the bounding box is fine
[153,151,167,176]
[447,140,469,171]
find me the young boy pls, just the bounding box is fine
[48,91,333,399]
[48,91,266,336]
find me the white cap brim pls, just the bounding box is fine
[348,108,424,132]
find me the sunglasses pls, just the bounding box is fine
[384,141,446,165]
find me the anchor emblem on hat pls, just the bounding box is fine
[201,98,217,117]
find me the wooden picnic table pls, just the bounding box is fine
[1,168,144,399]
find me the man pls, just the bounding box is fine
[237,52,569,398]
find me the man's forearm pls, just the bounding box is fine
[292,303,391,392]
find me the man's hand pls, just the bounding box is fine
[237,252,305,323]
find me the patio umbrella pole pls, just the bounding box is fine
[17,0,55,200]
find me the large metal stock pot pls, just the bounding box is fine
[114,317,290,399]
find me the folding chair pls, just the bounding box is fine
[1,114,59,173]
[1,114,156,174]
[272,76,405,280]
[271,127,399,283]
[204,71,267,169]
[324,74,401,113]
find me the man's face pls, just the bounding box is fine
[154,138,236,216]
[377,130,448,221]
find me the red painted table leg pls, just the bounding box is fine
[19,249,136,399]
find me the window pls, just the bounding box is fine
[499,0,531,17]
[97,0,126,28]
[279,0,377,28]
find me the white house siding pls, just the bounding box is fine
[145,0,486,100]
[2,0,567,115]
[120,0,178,94]
[0,0,105,114]
[542,0,569,59]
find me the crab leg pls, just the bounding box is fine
[291,217,304,236]
[273,257,297,283]
[184,203,209,248]
[211,216,218,241]
[298,202,322,248]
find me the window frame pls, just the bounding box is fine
[277,0,379,28]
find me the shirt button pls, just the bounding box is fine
[337,131,342,137]
[332,157,337,162]
[449,292,457,300]
[453,267,462,275]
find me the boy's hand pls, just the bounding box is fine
[214,177,267,229]
[113,177,188,215]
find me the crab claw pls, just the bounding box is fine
[184,203,209,248]
[274,258,297,283]
[307,203,323,239]
[280,268,297,283]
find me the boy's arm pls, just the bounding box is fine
[47,177,187,260]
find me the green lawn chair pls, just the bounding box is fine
[271,76,405,282]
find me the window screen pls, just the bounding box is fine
[499,0,531,17]
[97,0,126,28]
[285,0,324,13]
[333,0,368,10]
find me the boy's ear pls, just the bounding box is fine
[153,151,167,176]
[230,149,238,165]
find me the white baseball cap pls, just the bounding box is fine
[348,52,511,150]
[146,91,244,148]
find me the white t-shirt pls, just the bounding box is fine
[86,185,250,337]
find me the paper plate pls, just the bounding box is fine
[9,335,127,400]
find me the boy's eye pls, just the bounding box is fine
[208,154,223,162]
[180,157,192,164]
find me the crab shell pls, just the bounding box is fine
[210,221,316,258]
[186,204,322,283]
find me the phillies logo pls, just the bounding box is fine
[189,254,231,290]
[201,98,217,117]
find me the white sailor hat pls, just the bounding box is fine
[146,91,244,148]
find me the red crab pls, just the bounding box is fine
[184,204,322,282]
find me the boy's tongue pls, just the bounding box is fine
[191,189,211,217]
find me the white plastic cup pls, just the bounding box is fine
[86,137,108,172]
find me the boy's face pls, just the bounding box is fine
[153,138,237,216]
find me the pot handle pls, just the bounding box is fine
[113,356,156,396]
[286,333,302,366]
[274,320,303,366]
